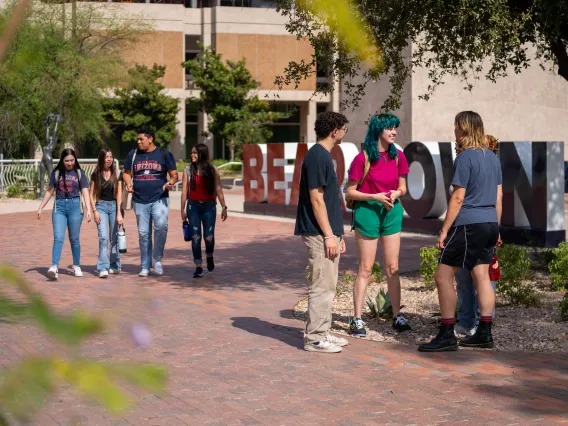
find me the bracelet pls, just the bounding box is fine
[222,206,228,211]
[324,235,335,240]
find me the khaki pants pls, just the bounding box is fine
[302,235,341,345]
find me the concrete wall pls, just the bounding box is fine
[411,49,568,160]
[341,47,413,149]
[214,33,315,91]
[123,31,185,89]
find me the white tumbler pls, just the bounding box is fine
[118,227,127,253]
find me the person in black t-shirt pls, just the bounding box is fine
[123,127,178,277]
[89,148,123,279]
[294,111,349,353]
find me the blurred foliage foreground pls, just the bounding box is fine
[0,265,167,425]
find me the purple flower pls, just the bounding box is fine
[130,323,152,349]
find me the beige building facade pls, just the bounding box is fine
[102,2,567,161]
[107,2,339,160]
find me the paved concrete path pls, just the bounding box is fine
[0,206,567,425]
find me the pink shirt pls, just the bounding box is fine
[348,150,409,194]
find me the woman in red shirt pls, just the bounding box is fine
[181,143,228,278]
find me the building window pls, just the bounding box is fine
[185,35,201,89]
[269,103,300,143]
[316,103,327,115]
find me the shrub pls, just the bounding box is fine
[366,288,392,318]
[497,244,541,307]
[560,293,568,321]
[212,159,242,172]
[371,262,383,283]
[549,242,568,291]
[531,247,555,270]
[23,192,37,200]
[6,184,25,198]
[343,272,355,284]
[419,246,439,290]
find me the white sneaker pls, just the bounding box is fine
[326,334,349,347]
[47,265,58,280]
[152,258,163,276]
[99,270,109,279]
[72,265,83,277]
[304,338,342,353]
[138,269,150,277]
[109,268,121,274]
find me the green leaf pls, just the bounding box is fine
[105,364,167,392]
[0,358,54,422]
[53,359,130,413]
[0,265,104,344]
[27,295,104,345]
[0,294,29,320]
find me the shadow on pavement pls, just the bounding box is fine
[231,316,304,350]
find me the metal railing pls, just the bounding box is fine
[0,159,118,193]
[172,161,243,191]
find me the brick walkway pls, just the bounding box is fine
[0,210,567,425]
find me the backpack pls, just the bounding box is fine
[344,151,370,210]
[53,169,87,214]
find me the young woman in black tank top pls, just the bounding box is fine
[89,148,123,278]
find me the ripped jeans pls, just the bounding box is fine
[187,199,216,265]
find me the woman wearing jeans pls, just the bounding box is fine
[89,148,123,278]
[181,143,228,278]
[37,149,92,280]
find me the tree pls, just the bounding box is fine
[105,64,180,148]
[275,0,568,111]
[0,1,145,156]
[183,44,283,160]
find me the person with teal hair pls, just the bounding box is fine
[345,113,410,337]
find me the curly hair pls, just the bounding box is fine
[314,111,349,140]
[362,113,400,162]
[486,134,499,154]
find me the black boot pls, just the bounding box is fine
[418,323,458,352]
[459,321,494,348]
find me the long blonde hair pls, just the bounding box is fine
[454,111,487,150]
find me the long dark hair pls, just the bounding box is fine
[55,148,81,196]
[93,148,118,200]
[190,143,216,195]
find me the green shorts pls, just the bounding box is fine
[353,200,403,238]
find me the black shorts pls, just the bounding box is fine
[439,223,499,271]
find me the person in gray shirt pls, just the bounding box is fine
[419,111,502,353]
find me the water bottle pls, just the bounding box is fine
[118,226,127,253]
[182,220,190,242]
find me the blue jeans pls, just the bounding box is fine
[456,268,497,329]
[187,199,216,264]
[133,198,169,269]
[95,200,121,272]
[52,198,83,267]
